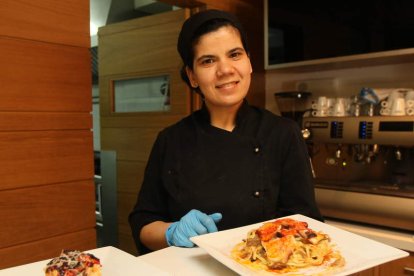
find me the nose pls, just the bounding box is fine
[216,59,234,77]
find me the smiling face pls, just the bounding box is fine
[186,25,252,112]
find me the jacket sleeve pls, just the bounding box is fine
[276,121,323,222]
[128,130,170,254]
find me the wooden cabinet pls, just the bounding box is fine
[353,252,414,276]
[378,253,414,276]
[99,9,191,255]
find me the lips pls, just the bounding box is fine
[216,81,239,89]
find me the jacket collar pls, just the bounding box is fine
[196,100,250,131]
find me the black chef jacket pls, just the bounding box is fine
[129,101,322,254]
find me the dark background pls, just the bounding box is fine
[268,0,414,64]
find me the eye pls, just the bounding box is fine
[230,51,243,60]
[201,58,215,65]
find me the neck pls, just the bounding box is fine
[206,101,243,132]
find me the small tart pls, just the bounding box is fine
[44,249,101,276]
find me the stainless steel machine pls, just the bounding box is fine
[302,115,414,251]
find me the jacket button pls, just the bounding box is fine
[253,191,260,197]
[254,147,260,153]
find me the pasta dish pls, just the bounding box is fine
[231,218,345,274]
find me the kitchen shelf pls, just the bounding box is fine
[265,48,414,72]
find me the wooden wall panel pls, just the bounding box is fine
[118,192,139,228]
[0,37,91,112]
[118,224,138,256]
[99,24,181,75]
[0,112,91,131]
[0,130,93,190]
[0,181,95,248]
[101,128,166,161]
[0,0,94,268]
[99,7,188,37]
[0,229,96,269]
[99,9,190,255]
[117,160,145,256]
[118,192,141,256]
[0,0,89,47]
[117,160,146,194]
[117,161,146,228]
[99,9,188,76]
[100,113,186,129]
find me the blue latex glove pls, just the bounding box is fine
[165,209,222,247]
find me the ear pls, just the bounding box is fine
[185,66,198,88]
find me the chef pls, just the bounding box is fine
[129,9,322,254]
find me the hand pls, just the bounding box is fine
[165,209,222,247]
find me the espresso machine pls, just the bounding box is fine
[301,115,414,233]
[302,116,414,188]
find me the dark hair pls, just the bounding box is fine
[177,10,250,94]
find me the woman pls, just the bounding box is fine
[129,9,322,254]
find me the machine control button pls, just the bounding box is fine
[302,128,311,139]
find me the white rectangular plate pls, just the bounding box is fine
[191,214,409,276]
[0,246,170,276]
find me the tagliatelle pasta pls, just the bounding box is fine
[231,218,345,274]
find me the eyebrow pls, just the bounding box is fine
[228,47,245,54]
